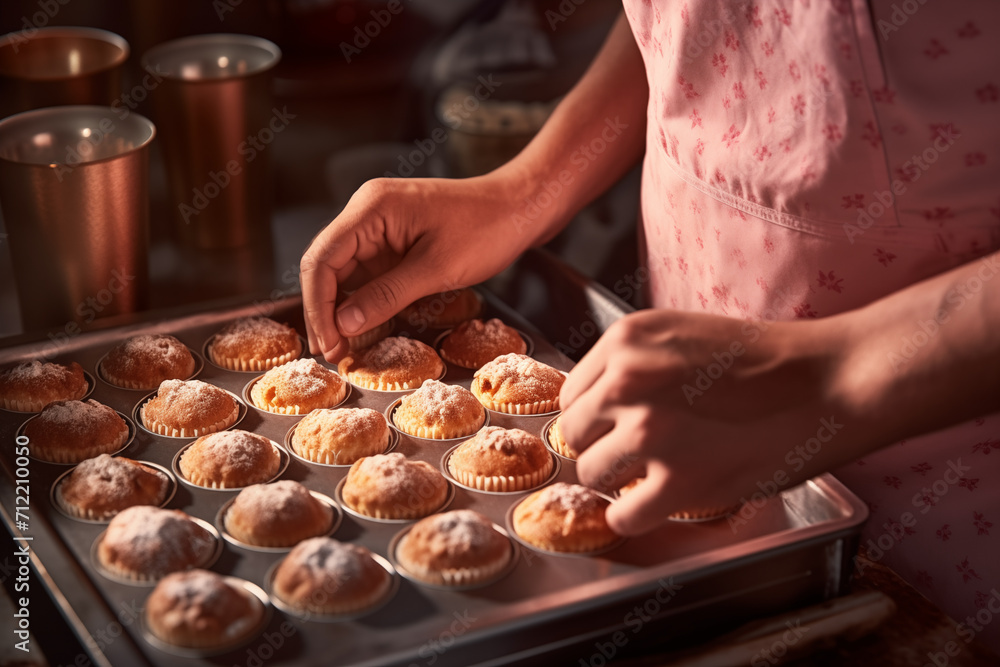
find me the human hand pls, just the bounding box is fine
[558,309,860,535]
[300,174,536,362]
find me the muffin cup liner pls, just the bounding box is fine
[244,372,350,416]
[346,320,394,351]
[264,552,399,622]
[19,410,135,465]
[174,440,288,491]
[135,389,244,439]
[386,397,488,441]
[97,347,203,390]
[473,393,559,416]
[92,517,223,586]
[286,422,396,468]
[543,415,577,461]
[335,475,454,523]
[0,370,95,413]
[447,457,554,493]
[204,335,305,373]
[341,362,447,392]
[140,577,271,657]
[442,445,560,495]
[389,521,518,590]
[217,491,342,552]
[51,460,176,523]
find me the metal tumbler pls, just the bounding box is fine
[0,27,129,119]
[141,34,281,249]
[0,106,154,331]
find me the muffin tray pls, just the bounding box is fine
[0,292,868,666]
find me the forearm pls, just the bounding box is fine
[493,12,648,248]
[834,251,1000,449]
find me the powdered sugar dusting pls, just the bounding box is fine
[231,480,319,520]
[285,537,369,579]
[353,452,439,496]
[259,359,341,398]
[398,380,481,423]
[356,337,438,371]
[419,510,498,554]
[104,335,193,377]
[103,506,214,574]
[474,354,563,399]
[65,454,167,505]
[34,399,124,437]
[3,360,80,383]
[535,483,606,513]
[470,426,540,453]
[190,430,275,474]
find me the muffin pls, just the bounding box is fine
[272,538,391,615]
[250,358,347,415]
[439,319,527,369]
[338,337,444,391]
[25,399,129,464]
[98,506,216,581]
[145,570,264,650]
[100,335,196,390]
[396,509,512,586]
[291,408,391,465]
[0,360,88,412]
[224,480,333,547]
[391,379,485,439]
[178,430,281,489]
[342,453,449,520]
[208,317,301,372]
[471,354,564,415]
[447,426,553,492]
[546,416,576,459]
[57,454,170,520]
[400,288,482,329]
[140,379,240,438]
[512,483,619,553]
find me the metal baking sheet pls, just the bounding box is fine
[0,292,867,666]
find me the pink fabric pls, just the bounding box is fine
[623,0,1000,652]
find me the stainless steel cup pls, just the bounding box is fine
[0,27,129,118]
[0,106,154,331]
[141,34,281,249]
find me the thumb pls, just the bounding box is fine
[335,261,434,337]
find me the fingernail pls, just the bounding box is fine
[336,305,365,335]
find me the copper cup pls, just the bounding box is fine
[141,34,281,249]
[0,27,129,118]
[0,106,154,331]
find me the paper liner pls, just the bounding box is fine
[179,446,281,490]
[473,393,558,416]
[208,341,301,372]
[142,400,239,439]
[343,372,439,392]
[291,429,390,466]
[274,566,392,616]
[396,542,510,587]
[249,378,347,415]
[392,412,484,440]
[667,504,744,521]
[30,426,129,465]
[447,457,553,493]
[344,482,449,521]
[513,529,619,554]
[346,321,394,351]
[0,377,90,412]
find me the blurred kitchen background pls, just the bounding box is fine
[0,0,640,341]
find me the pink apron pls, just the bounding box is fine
[622,0,1000,651]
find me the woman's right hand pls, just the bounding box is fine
[300,173,537,362]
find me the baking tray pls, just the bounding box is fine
[0,289,867,666]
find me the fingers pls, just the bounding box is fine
[300,222,362,358]
[559,339,609,409]
[336,249,436,339]
[575,426,645,493]
[606,463,671,536]
[558,375,616,456]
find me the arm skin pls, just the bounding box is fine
[559,250,1000,535]
[300,13,648,361]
